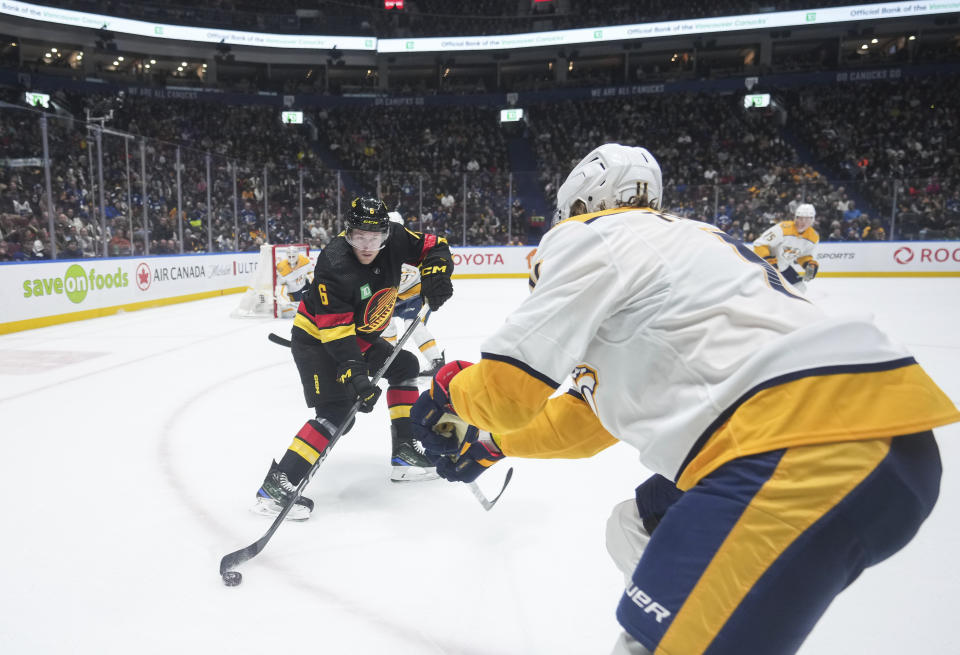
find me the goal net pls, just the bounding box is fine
[231,243,312,319]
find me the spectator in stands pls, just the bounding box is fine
[843,201,862,223]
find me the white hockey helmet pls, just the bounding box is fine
[795,203,816,219]
[285,246,300,264]
[554,143,663,225]
[387,211,404,225]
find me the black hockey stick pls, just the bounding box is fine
[268,332,292,347]
[220,304,430,584]
[468,466,514,511]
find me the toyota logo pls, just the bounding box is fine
[893,247,914,265]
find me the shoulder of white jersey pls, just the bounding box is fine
[757,221,784,237]
[781,220,819,243]
[297,254,311,266]
[780,220,800,237]
[553,205,663,231]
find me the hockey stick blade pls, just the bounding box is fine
[220,305,430,582]
[468,466,514,511]
[268,332,292,347]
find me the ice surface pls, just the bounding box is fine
[0,277,957,654]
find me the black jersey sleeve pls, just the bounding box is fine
[393,225,453,273]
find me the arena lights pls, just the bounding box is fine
[25,91,50,108]
[1,0,957,54]
[743,93,771,109]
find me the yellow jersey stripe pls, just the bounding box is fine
[677,360,960,489]
[399,283,422,300]
[497,391,618,459]
[451,356,558,435]
[660,438,889,654]
[558,206,645,227]
[293,314,356,342]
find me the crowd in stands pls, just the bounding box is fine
[785,76,960,241]
[3,68,960,261]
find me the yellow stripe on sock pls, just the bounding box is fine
[390,405,412,420]
[289,437,321,465]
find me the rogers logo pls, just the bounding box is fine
[893,247,914,265]
[136,262,152,290]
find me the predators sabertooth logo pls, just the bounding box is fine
[359,287,398,333]
[571,364,600,415]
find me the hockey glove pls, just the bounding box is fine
[437,430,505,483]
[420,255,454,310]
[410,360,474,448]
[803,260,819,282]
[335,360,381,413]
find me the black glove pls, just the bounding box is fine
[436,433,505,483]
[803,261,819,282]
[420,256,454,310]
[335,360,381,412]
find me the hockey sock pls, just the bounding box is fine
[278,419,333,485]
[413,323,442,362]
[386,385,420,440]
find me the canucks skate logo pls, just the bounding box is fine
[571,364,599,414]
[359,287,397,333]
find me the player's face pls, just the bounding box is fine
[348,229,387,264]
[795,216,814,232]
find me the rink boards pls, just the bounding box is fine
[1,242,958,334]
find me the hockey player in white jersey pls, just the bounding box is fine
[752,203,819,293]
[275,246,313,317]
[410,144,958,655]
[382,213,446,377]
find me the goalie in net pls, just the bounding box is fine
[231,244,313,319]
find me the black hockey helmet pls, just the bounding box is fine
[347,197,390,233]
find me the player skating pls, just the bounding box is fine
[411,144,959,654]
[752,203,820,293]
[382,212,446,378]
[254,197,454,520]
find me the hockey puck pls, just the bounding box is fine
[222,571,243,587]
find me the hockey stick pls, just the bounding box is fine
[468,467,514,511]
[220,304,430,583]
[268,332,292,347]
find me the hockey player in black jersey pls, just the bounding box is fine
[254,197,454,520]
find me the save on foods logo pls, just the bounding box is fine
[22,264,130,304]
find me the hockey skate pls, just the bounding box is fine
[419,351,446,378]
[391,425,440,482]
[252,460,314,520]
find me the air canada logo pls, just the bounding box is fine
[893,247,914,265]
[136,262,151,290]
